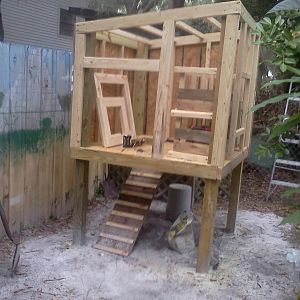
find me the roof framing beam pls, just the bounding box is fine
[109,29,153,45]
[150,32,221,49]
[76,1,241,33]
[205,17,222,30]
[176,21,205,39]
[139,25,163,37]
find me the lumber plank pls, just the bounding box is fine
[175,128,211,144]
[176,21,205,39]
[173,141,209,156]
[205,17,222,30]
[139,25,163,37]
[130,170,162,179]
[176,99,213,112]
[82,33,96,147]
[99,232,135,244]
[84,57,159,72]
[125,180,157,190]
[174,66,217,75]
[150,33,221,49]
[208,15,240,168]
[227,22,248,158]
[177,88,214,101]
[96,31,138,49]
[70,33,86,148]
[152,20,176,158]
[106,221,139,232]
[121,189,153,199]
[94,243,130,256]
[116,200,149,210]
[244,42,260,148]
[132,43,149,135]
[108,214,142,230]
[171,109,213,119]
[72,160,89,245]
[110,29,153,45]
[111,210,144,221]
[226,162,243,233]
[76,1,241,33]
[196,179,220,272]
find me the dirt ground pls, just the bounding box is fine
[0,199,300,300]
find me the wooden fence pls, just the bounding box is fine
[0,42,102,238]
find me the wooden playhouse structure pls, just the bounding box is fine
[70,1,259,272]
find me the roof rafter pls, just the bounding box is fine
[176,21,205,39]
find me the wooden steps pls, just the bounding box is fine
[94,169,162,256]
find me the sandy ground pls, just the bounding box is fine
[0,200,299,300]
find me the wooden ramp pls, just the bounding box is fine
[94,169,162,256]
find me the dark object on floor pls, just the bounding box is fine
[101,174,119,199]
[0,202,21,276]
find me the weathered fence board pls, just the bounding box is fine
[0,42,77,237]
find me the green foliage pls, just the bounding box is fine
[252,9,300,225]
[253,11,300,74]
[251,92,300,111]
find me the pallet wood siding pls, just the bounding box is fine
[146,43,219,136]
[0,42,102,238]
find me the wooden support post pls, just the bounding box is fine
[73,159,89,245]
[70,33,86,148]
[226,162,243,233]
[197,179,219,273]
[133,42,149,135]
[208,15,240,168]
[244,42,260,149]
[82,33,96,147]
[152,20,175,158]
[227,22,248,158]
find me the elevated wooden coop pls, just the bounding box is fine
[70,1,259,273]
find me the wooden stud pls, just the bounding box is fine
[84,57,159,72]
[76,1,241,33]
[227,22,248,158]
[171,109,213,119]
[152,20,176,158]
[197,179,219,273]
[226,162,243,233]
[205,17,222,30]
[240,2,257,30]
[208,15,240,168]
[174,66,217,75]
[82,33,96,147]
[70,33,86,148]
[139,25,163,37]
[150,33,221,49]
[110,29,153,45]
[73,160,89,245]
[132,43,149,135]
[96,31,138,49]
[200,42,212,90]
[176,21,205,39]
[244,42,260,148]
